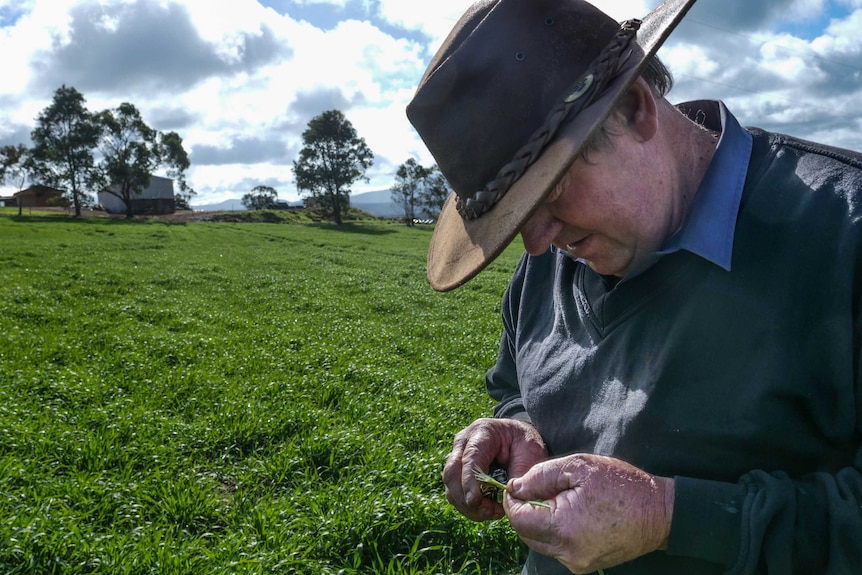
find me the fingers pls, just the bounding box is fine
[442,421,504,521]
[503,454,675,573]
[442,418,547,522]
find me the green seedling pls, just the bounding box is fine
[472,466,552,509]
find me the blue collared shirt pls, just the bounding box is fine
[657,101,753,271]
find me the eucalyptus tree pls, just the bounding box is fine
[293,110,373,225]
[29,85,101,217]
[94,103,191,218]
[391,158,450,225]
[0,144,32,216]
[242,185,278,210]
[391,158,429,226]
[160,130,194,207]
[417,168,450,220]
[0,144,30,190]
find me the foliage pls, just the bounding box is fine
[0,214,527,574]
[160,131,195,206]
[418,168,450,220]
[93,103,157,219]
[391,159,450,225]
[10,86,194,218]
[94,103,192,219]
[241,185,279,210]
[28,85,101,217]
[294,110,374,225]
[0,144,30,191]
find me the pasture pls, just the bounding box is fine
[0,212,526,574]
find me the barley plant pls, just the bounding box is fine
[0,211,529,575]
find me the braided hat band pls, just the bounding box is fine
[456,19,642,220]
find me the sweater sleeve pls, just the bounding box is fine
[486,253,532,423]
[669,270,862,572]
[669,464,862,573]
[728,329,862,575]
[486,329,531,423]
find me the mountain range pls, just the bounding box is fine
[191,189,400,218]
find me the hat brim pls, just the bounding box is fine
[427,0,696,292]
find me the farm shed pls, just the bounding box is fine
[98,175,175,215]
[14,185,66,208]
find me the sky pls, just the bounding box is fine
[1,0,862,206]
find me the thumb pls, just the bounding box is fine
[508,457,586,501]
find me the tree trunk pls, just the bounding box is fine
[331,191,343,225]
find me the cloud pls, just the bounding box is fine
[29,0,291,96]
[289,87,354,122]
[191,135,290,166]
[3,0,862,204]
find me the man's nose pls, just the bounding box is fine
[520,212,561,256]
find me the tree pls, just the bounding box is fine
[391,159,450,224]
[0,144,32,216]
[293,110,373,225]
[160,131,195,209]
[391,158,431,226]
[93,103,157,219]
[94,103,192,218]
[29,85,101,217]
[0,144,30,190]
[417,167,450,220]
[242,185,278,210]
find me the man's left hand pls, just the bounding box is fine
[504,453,674,574]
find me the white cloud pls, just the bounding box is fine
[2,0,862,205]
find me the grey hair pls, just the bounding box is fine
[579,56,674,160]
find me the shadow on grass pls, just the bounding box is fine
[307,222,408,236]
[2,214,188,226]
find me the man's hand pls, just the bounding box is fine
[442,417,547,521]
[504,453,674,574]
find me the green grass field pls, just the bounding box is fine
[0,211,529,574]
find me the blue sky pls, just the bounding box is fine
[1,0,861,206]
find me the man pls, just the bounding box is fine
[406,0,862,574]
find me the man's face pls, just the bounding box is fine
[519,129,681,277]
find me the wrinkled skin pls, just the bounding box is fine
[441,418,548,521]
[443,421,674,572]
[504,453,674,574]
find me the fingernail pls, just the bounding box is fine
[465,491,476,506]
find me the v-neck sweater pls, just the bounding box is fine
[486,122,862,573]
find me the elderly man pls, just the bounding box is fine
[407,0,862,573]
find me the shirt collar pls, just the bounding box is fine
[656,100,752,271]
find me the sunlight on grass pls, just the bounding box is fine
[0,215,526,574]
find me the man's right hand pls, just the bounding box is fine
[442,417,547,521]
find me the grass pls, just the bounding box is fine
[0,212,528,574]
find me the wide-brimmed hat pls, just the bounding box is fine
[407,0,696,291]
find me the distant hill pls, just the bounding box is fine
[351,189,400,218]
[191,199,248,212]
[192,189,401,218]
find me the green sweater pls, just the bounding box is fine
[487,127,862,574]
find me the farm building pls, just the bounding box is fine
[98,175,175,215]
[13,185,66,208]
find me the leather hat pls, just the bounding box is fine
[407,0,696,291]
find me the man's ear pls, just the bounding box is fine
[616,77,658,143]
